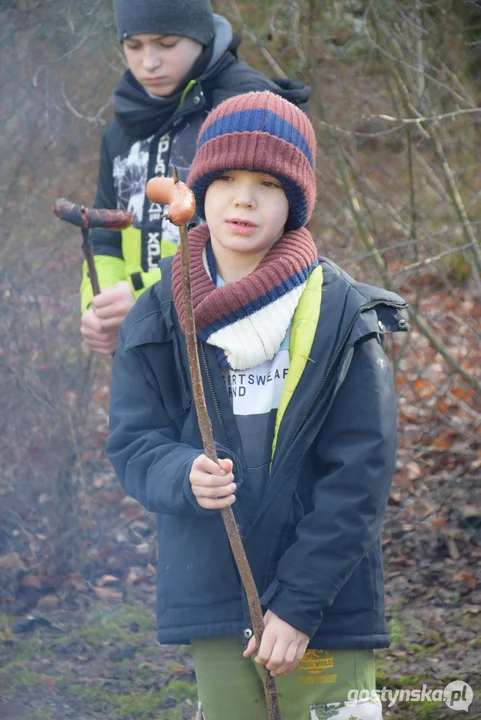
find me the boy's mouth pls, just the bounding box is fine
[226,218,258,228]
[225,218,258,236]
[144,76,168,85]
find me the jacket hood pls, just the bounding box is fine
[112,14,235,137]
[323,259,406,307]
[209,14,235,68]
[267,77,311,110]
[320,259,409,335]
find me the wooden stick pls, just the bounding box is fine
[174,168,281,720]
[81,226,101,297]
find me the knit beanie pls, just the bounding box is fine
[187,91,317,230]
[113,0,216,46]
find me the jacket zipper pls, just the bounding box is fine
[200,342,230,449]
[284,299,405,455]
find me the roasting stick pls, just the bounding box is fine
[146,169,281,720]
[52,198,132,299]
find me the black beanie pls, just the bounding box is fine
[114,0,216,46]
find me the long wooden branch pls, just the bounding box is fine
[164,169,280,719]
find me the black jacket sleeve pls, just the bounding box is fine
[91,131,123,259]
[106,329,212,518]
[262,337,397,637]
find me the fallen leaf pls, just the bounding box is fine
[119,506,146,521]
[93,586,123,601]
[67,573,89,592]
[120,495,140,507]
[453,571,477,589]
[126,567,144,585]
[432,436,451,450]
[446,537,460,561]
[37,594,59,610]
[21,574,42,590]
[0,552,26,571]
[134,543,150,555]
[96,574,120,587]
[405,461,422,482]
[461,605,480,614]
[43,676,57,686]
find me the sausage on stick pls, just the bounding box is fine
[52,198,132,297]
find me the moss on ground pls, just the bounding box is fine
[10,669,43,690]
[0,600,197,719]
[69,602,156,648]
[61,676,195,718]
[374,606,481,719]
[2,599,479,718]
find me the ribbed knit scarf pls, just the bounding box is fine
[171,224,318,370]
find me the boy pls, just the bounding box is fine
[80,0,309,355]
[107,92,409,720]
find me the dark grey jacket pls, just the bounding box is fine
[107,257,409,649]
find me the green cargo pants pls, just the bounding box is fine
[191,635,382,720]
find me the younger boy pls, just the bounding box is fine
[80,0,309,355]
[107,91,409,720]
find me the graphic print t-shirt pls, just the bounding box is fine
[217,277,291,509]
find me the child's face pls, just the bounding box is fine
[123,34,203,97]
[204,170,289,264]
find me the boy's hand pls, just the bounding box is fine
[90,281,135,330]
[81,308,119,355]
[189,455,236,510]
[243,610,309,677]
[81,282,135,355]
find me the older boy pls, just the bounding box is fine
[80,0,309,355]
[107,92,409,719]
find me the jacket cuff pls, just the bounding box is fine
[261,581,323,638]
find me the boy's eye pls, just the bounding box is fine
[157,37,179,48]
[216,175,233,182]
[262,180,281,189]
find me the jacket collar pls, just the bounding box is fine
[122,256,409,351]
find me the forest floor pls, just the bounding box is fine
[1,431,480,720]
[1,277,480,720]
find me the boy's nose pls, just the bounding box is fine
[142,50,161,71]
[234,188,256,208]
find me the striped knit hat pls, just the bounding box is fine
[187,91,317,230]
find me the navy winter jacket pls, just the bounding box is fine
[107,257,409,649]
